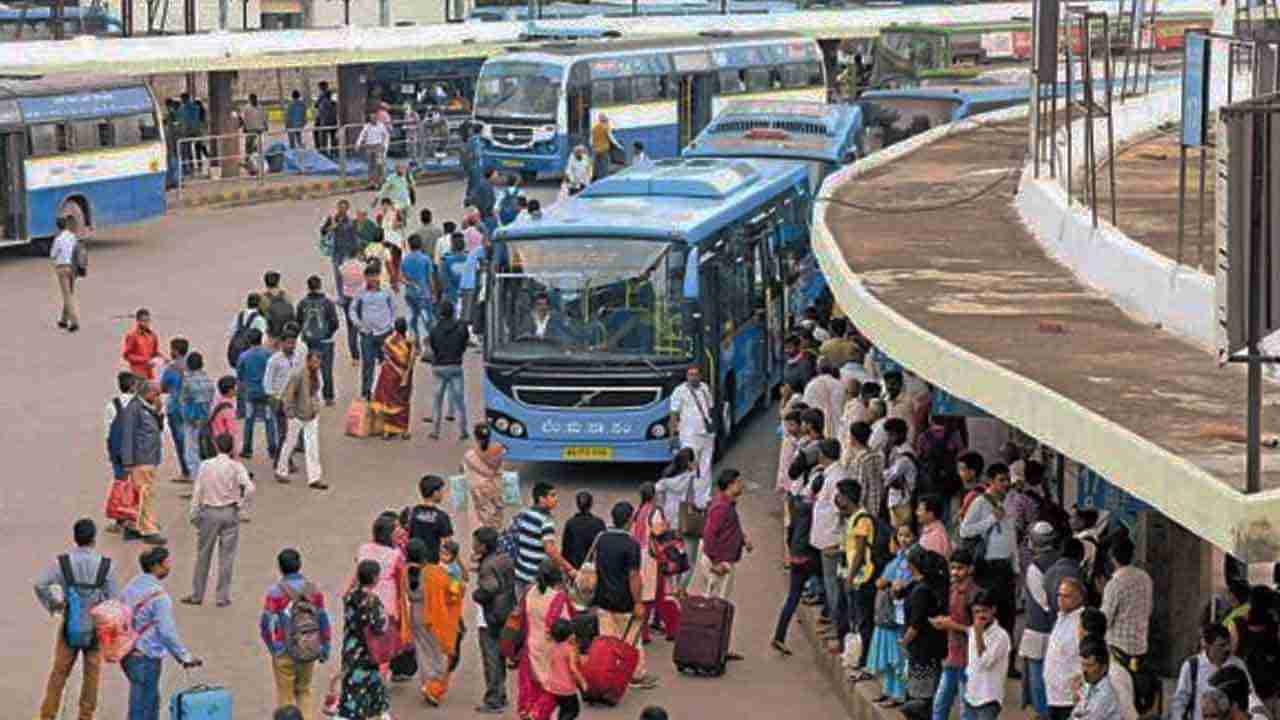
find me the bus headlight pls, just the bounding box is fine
[510,422,526,438]
[494,417,510,432]
[649,423,667,439]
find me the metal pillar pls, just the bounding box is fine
[209,71,239,179]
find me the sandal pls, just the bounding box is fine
[880,699,903,709]
[848,670,874,683]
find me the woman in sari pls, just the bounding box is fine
[370,318,416,440]
[518,559,572,720]
[337,559,392,720]
[631,481,669,642]
[357,514,410,676]
[463,424,506,531]
[409,539,466,705]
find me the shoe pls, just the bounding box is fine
[629,674,659,689]
[105,522,122,535]
[726,653,744,662]
[66,325,79,333]
[325,399,336,407]
[180,596,202,606]
[123,529,143,541]
[771,640,792,656]
[1008,668,1023,680]
[141,534,168,546]
[215,599,231,608]
[178,492,193,499]
[57,320,67,329]
[460,434,470,442]
[170,475,192,484]
[475,705,505,715]
[309,482,330,491]
[445,415,455,422]
[428,432,440,440]
[275,472,292,484]
[238,451,253,460]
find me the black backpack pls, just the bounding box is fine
[226,311,259,368]
[265,293,295,338]
[300,300,329,345]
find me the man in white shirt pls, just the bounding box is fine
[669,365,716,485]
[810,440,847,633]
[50,216,80,331]
[965,590,1012,720]
[564,145,593,194]
[264,330,302,471]
[1045,577,1085,720]
[803,358,845,439]
[1170,623,1248,720]
[355,113,391,187]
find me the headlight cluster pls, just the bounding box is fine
[488,411,526,438]
[648,423,667,439]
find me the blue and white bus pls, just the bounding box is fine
[484,156,811,463]
[683,100,863,324]
[0,76,166,251]
[472,31,827,180]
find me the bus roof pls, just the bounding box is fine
[0,73,143,100]
[684,100,862,164]
[496,157,809,244]
[515,29,803,57]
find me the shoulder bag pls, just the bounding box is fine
[679,474,706,539]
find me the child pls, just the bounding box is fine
[547,618,585,720]
[866,522,916,708]
[440,539,468,590]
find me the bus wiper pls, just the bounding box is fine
[635,357,661,374]
[502,359,540,377]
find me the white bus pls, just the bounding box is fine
[472,30,827,180]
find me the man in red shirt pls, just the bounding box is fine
[694,468,753,661]
[929,547,979,720]
[121,308,163,380]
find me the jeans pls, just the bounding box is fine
[820,552,842,622]
[432,365,467,434]
[963,701,1000,720]
[167,413,190,477]
[405,293,434,344]
[1025,657,1049,716]
[242,398,278,458]
[773,563,815,644]
[460,288,477,328]
[478,629,508,709]
[287,129,304,149]
[313,340,336,401]
[846,582,875,666]
[932,667,966,720]
[183,425,202,482]
[123,654,162,720]
[360,332,390,399]
[339,298,359,360]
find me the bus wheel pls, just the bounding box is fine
[520,170,538,186]
[27,235,52,257]
[60,199,87,236]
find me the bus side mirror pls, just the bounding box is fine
[842,150,858,164]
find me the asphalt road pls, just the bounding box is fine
[1,180,840,719]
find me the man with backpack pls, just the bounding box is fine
[262,271,295,345]
[260,548,331,718]
[177,351,216,483]
[296,275,341,406]
[960,462,1019,639]
[882,417,917,528]
[159,338,192,483]
[351,264,397,400]
[836,478,890,675]
[227,293,268,370]
[236,328,279,463]
[34,518,119,720]
[472,527,516,714]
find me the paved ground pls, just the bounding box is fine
[823,118,1280,494]
[1,180,842,719]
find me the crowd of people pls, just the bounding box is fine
[770,310,1280,720]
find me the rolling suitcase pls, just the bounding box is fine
[168,677,232,720]
[581,619,639,706]
[673,596,734,677]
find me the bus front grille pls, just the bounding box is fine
[513,386,662,410]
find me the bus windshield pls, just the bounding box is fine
[474,61,562,119]
[491,238,694,363]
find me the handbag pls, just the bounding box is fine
[569,532,605,608]
[105,477,140,523]
[678,474,706,538]
[363,591,400,665]
[498,593,528,660]
[72,239,88,278]
[688,383,720,437]
[501,471,522,506]
[652,531,690,577]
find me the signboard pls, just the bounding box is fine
[18,86,153,123]
[1075,467,1151,531]
[1216,106,1237,356]
[1182,33,1211,148]
[981,31,1015,60]
[673,51,712,74]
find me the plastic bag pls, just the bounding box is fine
[840,632,862,673]
[448,474,468,513]
[501,471,521,506]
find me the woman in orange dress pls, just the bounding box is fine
[370,318,416,439]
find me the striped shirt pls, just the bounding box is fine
[513,507,556,584]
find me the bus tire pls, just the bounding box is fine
[520,170,538,185]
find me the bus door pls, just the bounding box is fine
[0,129,24,241]
[567,63,591,149]
[697,250,726,438]
[677,72,714,150]
[748,215,781,389]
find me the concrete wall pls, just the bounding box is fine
[101,0,448,34]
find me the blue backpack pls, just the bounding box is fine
[60,554,111,650]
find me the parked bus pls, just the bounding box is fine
[0,76,166,251]
[484,156,811,463]
[472,30,827,181]
[0,5,124,40]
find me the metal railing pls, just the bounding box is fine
[172,117,461,200]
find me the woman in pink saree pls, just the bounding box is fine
[631,481,669,642]
[463,424,506,531]
[517,560,572,720]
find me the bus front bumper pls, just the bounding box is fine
[479,151,562,176]
[498,436,674,464]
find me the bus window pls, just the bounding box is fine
[718,70,745,95]
[591,79,616,106]
[634,75,663,103]
[29,123,66,156]
[744,68,772,93]
[70,119,110,150]
[780,65,809,88]
[804,61,824,86]
[113,115,142,145]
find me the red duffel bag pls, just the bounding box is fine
[581,618,639,706]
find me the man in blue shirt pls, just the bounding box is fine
[159,338,191,482]
[440,232,468,307]
[351,265,397,400]
[235,328,277,461]
[285,90,307,150]
[461,235,489,335]
[121,547,201,720]
[401,234,436,353]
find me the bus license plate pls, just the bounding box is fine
[501,159,523,168]
[562,447,613,461]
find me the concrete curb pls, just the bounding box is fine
[172,171,460,210]
[795,601,884,720]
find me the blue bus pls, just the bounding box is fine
[856,85,1028,151]
[472,31,827,181]
[0,6,124,39]
[683,100,863,324]
[0,76,166,251]
[484,156,811,463]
